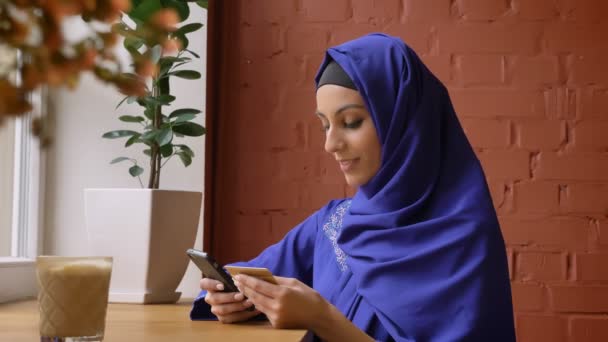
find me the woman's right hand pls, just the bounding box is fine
[199,278,261,323]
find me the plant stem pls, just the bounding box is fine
[147,76,161,189]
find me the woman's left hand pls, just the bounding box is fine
[233,275,329,330]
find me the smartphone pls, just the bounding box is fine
[224,266,278,285]
[186,249,238,293]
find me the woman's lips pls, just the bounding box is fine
[338,158,359,172]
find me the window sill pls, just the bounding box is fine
[0,257,36,303]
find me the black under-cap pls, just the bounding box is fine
[316,60,357,91]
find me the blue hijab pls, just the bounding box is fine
[315,34,515,340]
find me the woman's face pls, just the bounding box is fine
[316,84,382,187]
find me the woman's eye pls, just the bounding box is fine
[344,119,363,129]
[321,124,329,132]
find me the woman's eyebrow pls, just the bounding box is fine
[315,103,365,118]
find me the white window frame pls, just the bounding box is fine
[0,86,46,303]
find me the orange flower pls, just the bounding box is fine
[150,9,180,32]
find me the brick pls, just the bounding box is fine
[454,54,504,86]
[508,56,560,87]
[420,55,451,84]
[460,118,510,149]
[303,54,324,83]
[403,0,451,23]
[561,184,608,214]
[477,150,530,180]
[570,317,608,342]
[328,24,377,46]
[561,0,608,24]
[513,181,559,214]
[286,26,329,55]
[239,119,305,152]
[238,181,300,210]
[488,181,507,210]
[545,23,608,55]
[276,151,322,181]
[384,23,432,55]
[241,0,298,25]
[240,55,306,87]
[575,253,608,281]
[516,120,565,150]
[233,214,273,252]
[550,285,608,312]
[600,220,608,246]
[579,88,608,119]
[450,88,545,118]
[351,0,401,25]
[516,314,566,342]
[270,210,312,237]
[240,24,285,59]
[544,87,577,120]
[535,152,608,181]
[237,85,282,120]
[277,87,317,122]
[299,182,345,210]
[500,216,591,250]
[438,23,542,54]
[320,153,347,184]
[506,248,514,279]
[516,251,566,281]
[455,0,510,21]
[569,54,608,86]
[302,0,351,22]
[511,283,547,312]
[513,0,559,20]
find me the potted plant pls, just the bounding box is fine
[84,0,208,304]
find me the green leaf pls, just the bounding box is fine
[175,144,194,157]
[140,130,158,142]
[156,127,173,146]
[196,0,208,9]
[177,152,192,167]
[169,108,201,118]
[129,165,144,177]
[184,49,200,58]
[124,36,144,53]
[172,113,196,123]
[158,94,176,104]
[160,144,173,157]
[127,0,162,22]
[125,134,141,147]
[172,122,206,136]
[161,0,190,22]
[116,95,130,109]
[119,115,145,123]
[143,108,154,120]
[169,70,201,79]
[159,77,170,96]
[110,157,131,164]
[143,149,152,156]
[176,23,203,35]
[102,130,139,139]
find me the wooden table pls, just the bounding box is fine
[0,300,308,341]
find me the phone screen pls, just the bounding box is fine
[186,249,238,292]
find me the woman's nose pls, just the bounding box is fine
[324,127,344,153]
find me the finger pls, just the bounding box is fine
[234,274,279,298]
[205,291,246,305]
[218,308,262,324]
[210,299,255,316]
[200,278,227,291]
[273,276,301,287]
[237,284,274,313]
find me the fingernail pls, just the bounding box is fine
[243,300,253,307]
[234,275,242,281]
[234,293,244,301]
[216,283,224,291]
[234,280,241,288]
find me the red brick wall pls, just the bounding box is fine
[208,1,608,340]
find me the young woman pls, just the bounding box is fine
[191,33,516,342]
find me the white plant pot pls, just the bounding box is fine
[84,189,201,304]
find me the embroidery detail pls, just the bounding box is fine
[322,200,352,272]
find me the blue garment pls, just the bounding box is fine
[191,33,515,341]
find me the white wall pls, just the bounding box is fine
[44,7,208,299]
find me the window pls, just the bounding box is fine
[0,46,45,303]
